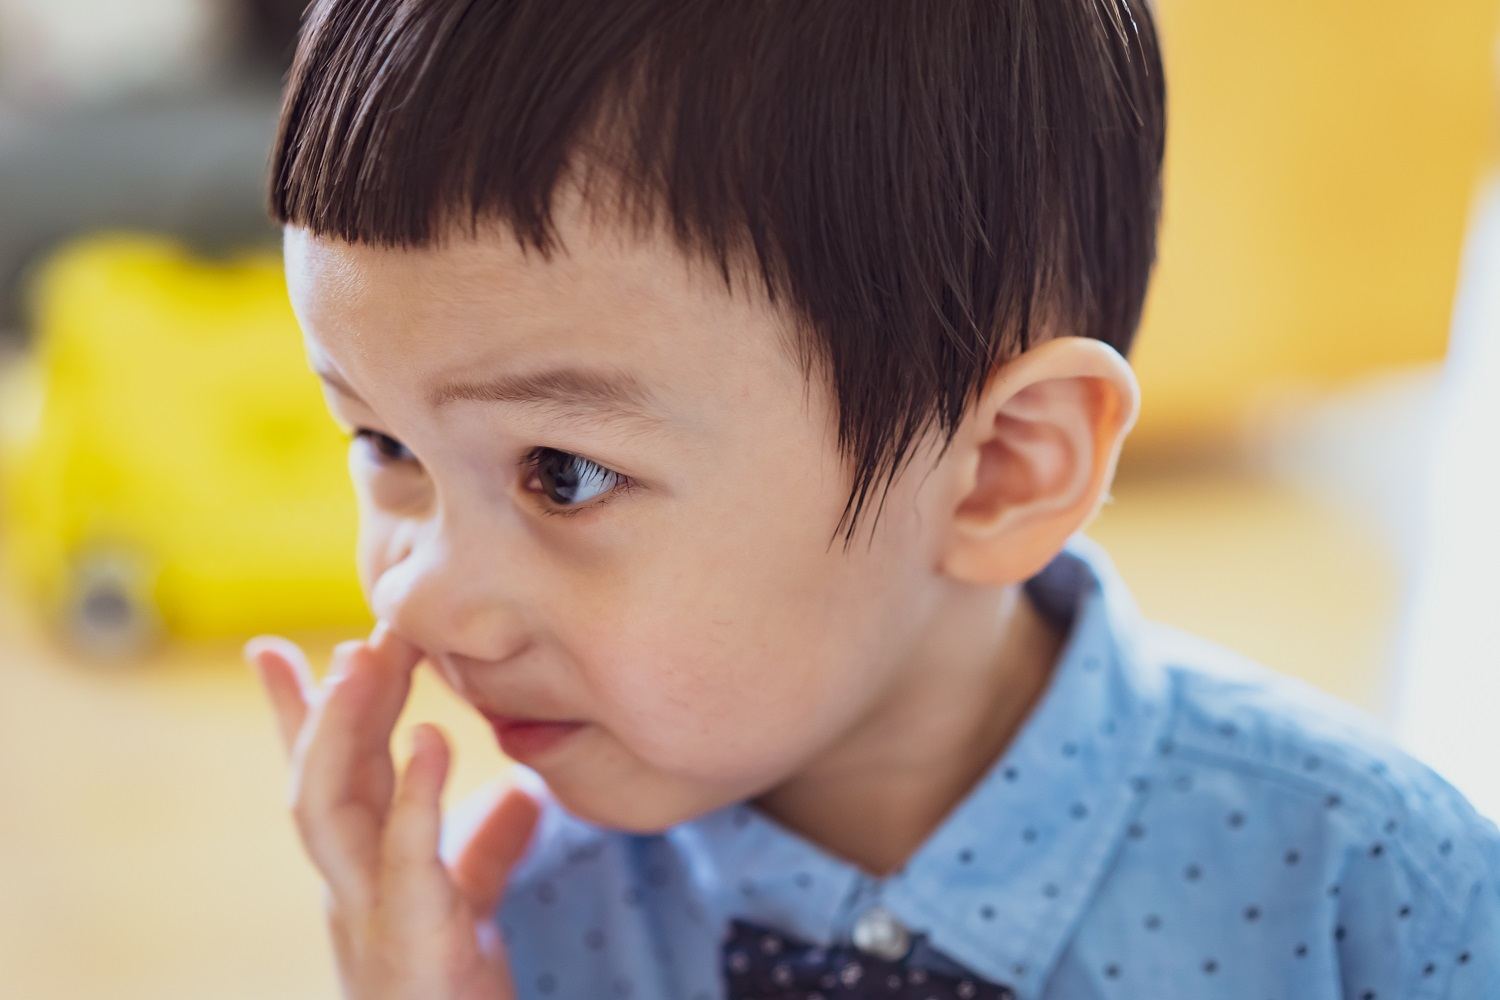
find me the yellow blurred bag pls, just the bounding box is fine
[0,234,369,654]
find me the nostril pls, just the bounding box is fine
[448,642,532,673]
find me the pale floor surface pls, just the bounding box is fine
[0,472,1400,1000]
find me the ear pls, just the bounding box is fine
[939,337,1139,587]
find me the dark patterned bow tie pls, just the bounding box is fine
[722,919,1015,1000]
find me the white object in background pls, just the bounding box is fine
[0,0,237,107]
[1394,180,1500,823]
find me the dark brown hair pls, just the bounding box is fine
[271,0,1166,535]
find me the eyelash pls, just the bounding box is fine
[522,446,637,517]
[350,430,633,516]
[352,428,415,464]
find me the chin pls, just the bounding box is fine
[544,770,736,834]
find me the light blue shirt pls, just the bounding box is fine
[482,539,1500,999]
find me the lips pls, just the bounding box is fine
[482,713,585,762]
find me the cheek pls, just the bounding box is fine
[565,509,930,783]
[349,458,434,591]
[353,502,408,601]
[581,630,837,785]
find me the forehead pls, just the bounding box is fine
[282,208,801,404]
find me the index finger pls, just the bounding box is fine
[365,620,424,675]
[292,623,426,826]
[283,632,424,907]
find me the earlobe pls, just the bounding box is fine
[940,338,1139,587]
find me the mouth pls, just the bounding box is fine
[481,712,586,763]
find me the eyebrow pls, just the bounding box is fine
[426,366,661,423]
[313,366,363,401]
[313,363,664,428]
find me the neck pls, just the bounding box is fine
[752,582,1063,876]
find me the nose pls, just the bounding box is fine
[368,523,530,665]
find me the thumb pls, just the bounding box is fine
[450,783,542,916]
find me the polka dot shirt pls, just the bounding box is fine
[448,539,1500,999]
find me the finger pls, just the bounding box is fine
[366,619,424,677]
[387,724,451,861]
[321,885,361,986]
[283,630,423,910]
[245,635,315,757]
[450,783,541,916]
[327,639,365,680]
[340,622,424,762]
[290,644,406,908]
[378,725,458,924]
[296,635,418,809]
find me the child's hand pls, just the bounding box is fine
[245,625,540,1000]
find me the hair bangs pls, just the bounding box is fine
[271,0,1165,538]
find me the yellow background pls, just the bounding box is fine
[1133,0,1498,449]
[2,3,1498,998]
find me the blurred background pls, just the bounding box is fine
[0,1,1497,997]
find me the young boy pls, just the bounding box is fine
[245,1,1499,998]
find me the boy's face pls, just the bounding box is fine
[284,197,959,832]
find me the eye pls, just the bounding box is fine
[353,428,416,464]
[525,447,625,509]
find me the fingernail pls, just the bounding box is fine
[329,640,364,679]
[368,620,422,667]
[409,724,432,755]
[243,636,275,665]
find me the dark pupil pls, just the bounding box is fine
[537,450,582,503]
[373,433,407,461]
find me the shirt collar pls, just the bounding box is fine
[671,537,1170,1000]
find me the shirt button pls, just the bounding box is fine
[851,907,912,961]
